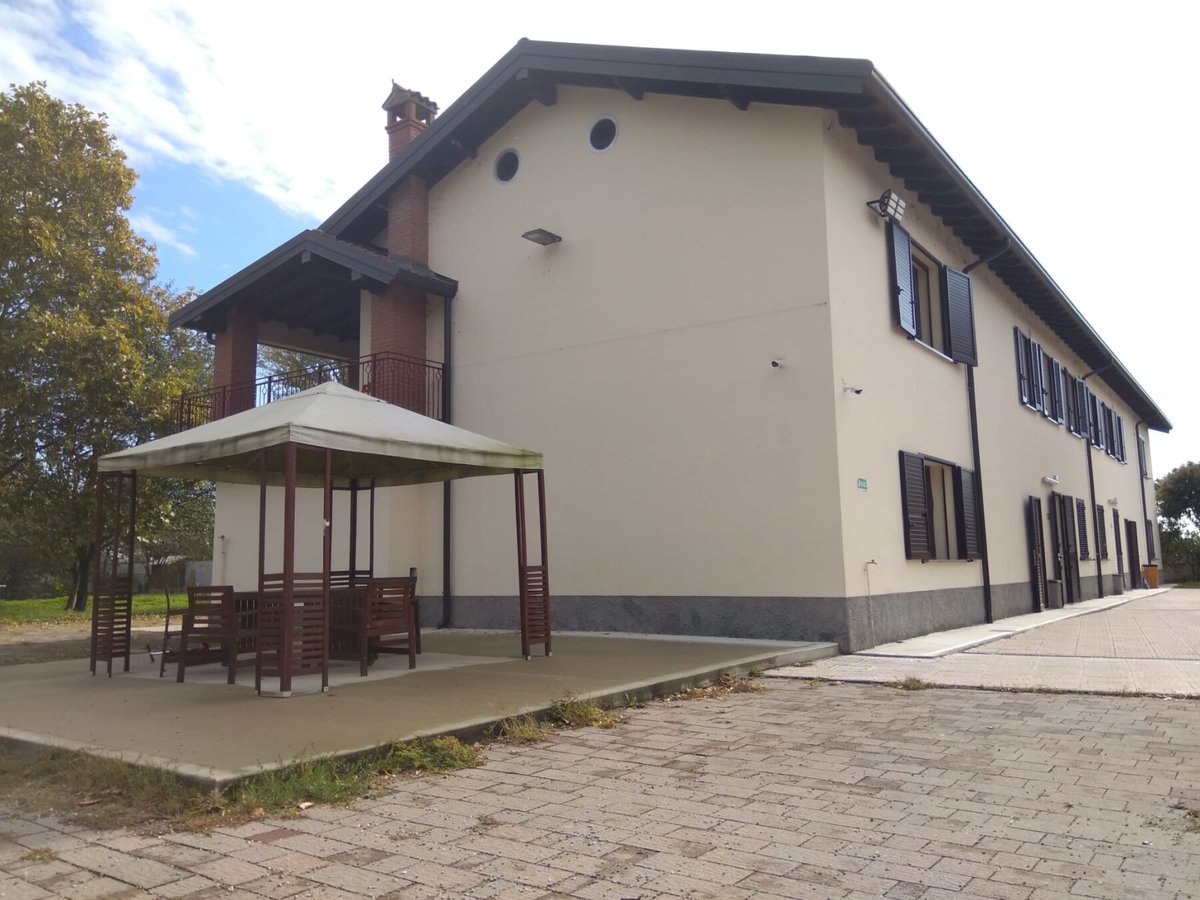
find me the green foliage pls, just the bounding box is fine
[0,594,170,625]
[1160,524,1200,583]
[494,715,552,743]
[548,698,618,729]
[0,83,212,605]
[1158,461,1200,532]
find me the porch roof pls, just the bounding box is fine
[98,382,540,488]
[168,230,458,341]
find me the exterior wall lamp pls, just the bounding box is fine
[1043,475,1060,485]
[522,228,562,245]
[866,189,906,222]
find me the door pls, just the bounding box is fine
[1056,493,1081,604]
[1125,519,1141,589]
[1027,496,1048,611]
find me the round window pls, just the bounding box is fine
[495,149,519,182]
[588,116,618,152]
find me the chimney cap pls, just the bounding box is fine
[383,82,438,116]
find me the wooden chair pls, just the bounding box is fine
[176,586,239,684]
[158,592,187,678]
[351,575,418,675]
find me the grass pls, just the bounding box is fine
[0,594,171,628]
[894,676,934,691]
[669,672,766,701]
[20,848,59,862]
[548,698,619,729]
[494,715,553,744]
[0,736,481,831]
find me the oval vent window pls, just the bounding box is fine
[495,149,519,182]
[589,116,618,152]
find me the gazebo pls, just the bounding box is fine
[91,383,551,693]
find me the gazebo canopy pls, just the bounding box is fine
[98,382,543,487]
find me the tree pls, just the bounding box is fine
[1158,461,1200,532]
[136,478,215,602]
[0,83,211,608]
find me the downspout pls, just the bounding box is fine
[439,294,454,628]
[966,366,993,623]
[961,245,1007,625]
[1135,419,1150,587]
[1080,365,1116,600]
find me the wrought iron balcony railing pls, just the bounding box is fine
[175,352,443,433]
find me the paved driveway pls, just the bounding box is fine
[773,589,1200,696]
[3,678,1199,899]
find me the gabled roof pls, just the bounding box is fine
[99,382,540,488]
[169,230,457,336]
[318,39,1169,432]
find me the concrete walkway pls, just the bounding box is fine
[0,630,834,786]
[771,587,1200,696]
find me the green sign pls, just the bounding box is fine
[856,478,868,491]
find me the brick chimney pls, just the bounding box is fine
[370,83,439,413]
[383,83,437,160]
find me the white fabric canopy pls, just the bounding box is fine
[98,382,543,487]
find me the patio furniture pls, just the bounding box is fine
[332,573,419,676]
[158,592,187,678]
[176,585,241,684]
[255,572,329,694]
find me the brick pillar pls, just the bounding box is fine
[212,307,257,417]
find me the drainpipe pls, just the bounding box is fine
[1080,366,1115,600]
[439,296,454,628]
[966,366,993,623]
[1135,419,1150,588]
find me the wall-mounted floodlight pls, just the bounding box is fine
[866,189,906,222]
[1042,475,1060,485]
[522,228,562,246]
[1107,497,1120,506]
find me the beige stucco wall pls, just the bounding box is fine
[428,87,845,598]
[820,114,1153,606]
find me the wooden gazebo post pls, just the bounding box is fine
[514,468,551,659]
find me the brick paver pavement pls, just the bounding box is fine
[3,679,1199,899]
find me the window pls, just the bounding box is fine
[888,221,976,365]
[1146,519,1156,562]
[494,149,519,182]
[898,451,980,561]
[1086,390,1102,449]
[1138,434,1149,478]
[1076,498,1090,560]
[1063,368,1081,435]
[1096,505,1109,560]
[1014,328,1044,413]
[588,116,618,152]
[912,255,944,352]
[1042,353,1065,424]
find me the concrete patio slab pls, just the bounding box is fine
[0,630,835,787]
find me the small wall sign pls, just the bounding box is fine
[856,478,868,491]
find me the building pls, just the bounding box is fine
[169,41,1169,652]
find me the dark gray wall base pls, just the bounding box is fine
[844,586,986,651]
[440,595,851,649]
[990,581,1038,621]
[426,577,1111,654]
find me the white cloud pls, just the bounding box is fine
[129,210,196,257]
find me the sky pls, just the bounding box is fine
[1,0,1195,475]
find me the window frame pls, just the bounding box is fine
[898,450,980,563]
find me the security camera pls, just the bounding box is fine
[849,387,863,395]
[770,359,783,369]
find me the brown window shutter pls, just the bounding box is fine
[953,467,981,559]
[1014,329,1030,405]
[898,451,930,560]
[1096,506,1108,560]
[1076,498,1090,560]
[888,221,917,338]
[941,268,977,365]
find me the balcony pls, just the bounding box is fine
[175,352,444,433]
